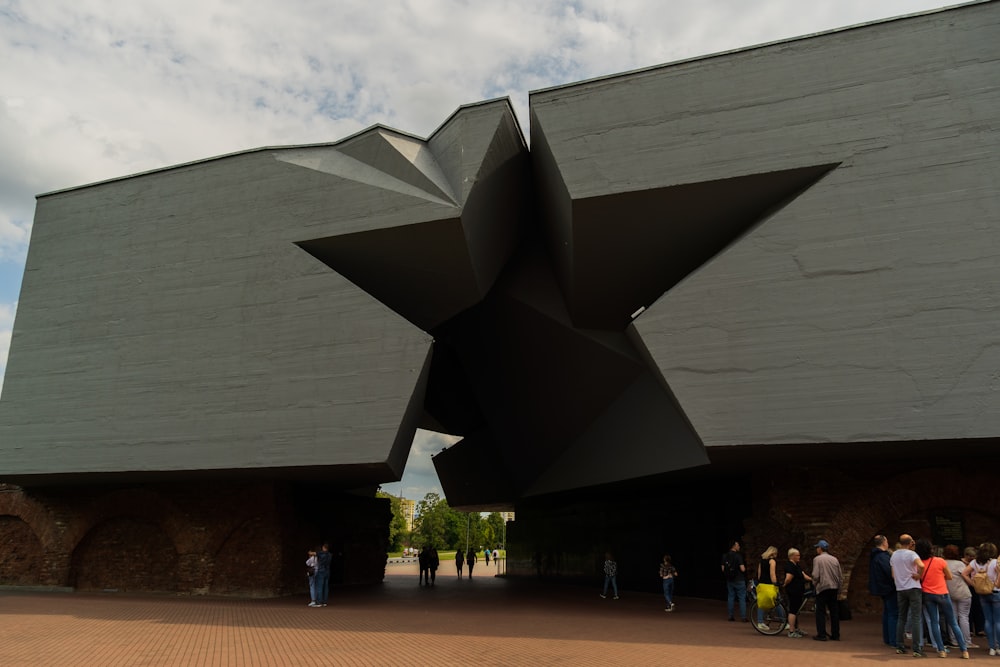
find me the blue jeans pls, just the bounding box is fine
[897,588,923,650]
[308,574,317,603]
[602,575,618,597]
[924,592,966,652]
[662,578,674,607]
[982,591,1000,651]
[315,570,330,605]
[881,592,899,646]
[726,579,747,620]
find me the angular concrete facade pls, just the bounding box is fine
[1,2,999,599]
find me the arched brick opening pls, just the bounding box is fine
[0,516,44,585]
[0,487,62,552]
[210,514,282,596]
[63,488,190,557]
[826,468,1000,612]
[70,516,179,592]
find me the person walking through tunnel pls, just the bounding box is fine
[466,547,477,578]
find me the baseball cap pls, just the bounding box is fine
[814,539,830,550]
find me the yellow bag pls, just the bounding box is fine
[757,583,779,610]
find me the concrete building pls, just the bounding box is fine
[400,499,416,533]
[1,1,998,605]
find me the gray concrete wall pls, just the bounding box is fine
[532,2,1000,447]
[0,148,436,478]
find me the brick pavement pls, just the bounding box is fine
[0,562,960,666]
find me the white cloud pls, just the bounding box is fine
[0,301,15,399]
[381,429,461,502]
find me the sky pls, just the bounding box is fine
[0,0,955,500]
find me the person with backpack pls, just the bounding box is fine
[721,540,747,622]
[962,542,1000,656]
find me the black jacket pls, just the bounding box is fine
[868,547,893,596]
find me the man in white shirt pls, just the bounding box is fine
[890,534,926,656]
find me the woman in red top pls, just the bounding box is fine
[916,538,969,659]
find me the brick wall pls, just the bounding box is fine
[0,482,391,596]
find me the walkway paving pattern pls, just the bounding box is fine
[0,562,941,666]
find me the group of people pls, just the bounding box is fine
[417,546,504,584]
[722,539,843,641]
[305,543,332,607]
[869,533,1000,659]
[418,546,440,586]
[595,552,678,612]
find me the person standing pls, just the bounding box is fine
[811,539,842,641]
[305,549,319,607]
[962,542,1000,656]
[944,544,976,650]
[721,540,747,622]
[891,534,926,656]
[314,543,332,607]
[659,554,677,612]
[915,538,968,659]
[428,546,439,587]
[755,546,780,631]
[963,546,987,641]
[466,547,477,578]
[455,548,464,578]
[418,546,429,586]
[868,534,897,647]
[783,548,812,638]
[600,552,619,600]
[484,547,490,566]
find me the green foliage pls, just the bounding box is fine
[485,512,505,548]
[405,493,510,554]
[415,492,449,549]
[376,490,409,552]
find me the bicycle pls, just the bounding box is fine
[748,582,817,636]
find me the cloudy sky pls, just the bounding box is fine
[0,0,953,499]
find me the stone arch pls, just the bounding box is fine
[210,513,282,596]
[0,515,44,585]
[0,487,62,552]
[65,488,190,593]
[71,515,180,592]
[824,467,1000,610]
[0,486,66,585]
[63,488,190,556]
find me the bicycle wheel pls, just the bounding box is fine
[749,600,787,635]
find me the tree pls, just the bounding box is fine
[485,512,505,548]
[415,492,450,549]
[376,490,408,552]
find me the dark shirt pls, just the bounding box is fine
[316,550,332,573]
[722,551,744,581]
[759,557,776,585]
[868,547,894,596]
[784,560,805,595]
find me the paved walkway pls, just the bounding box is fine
[0,562,952,666]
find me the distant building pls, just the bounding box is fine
[400,498,416,532]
